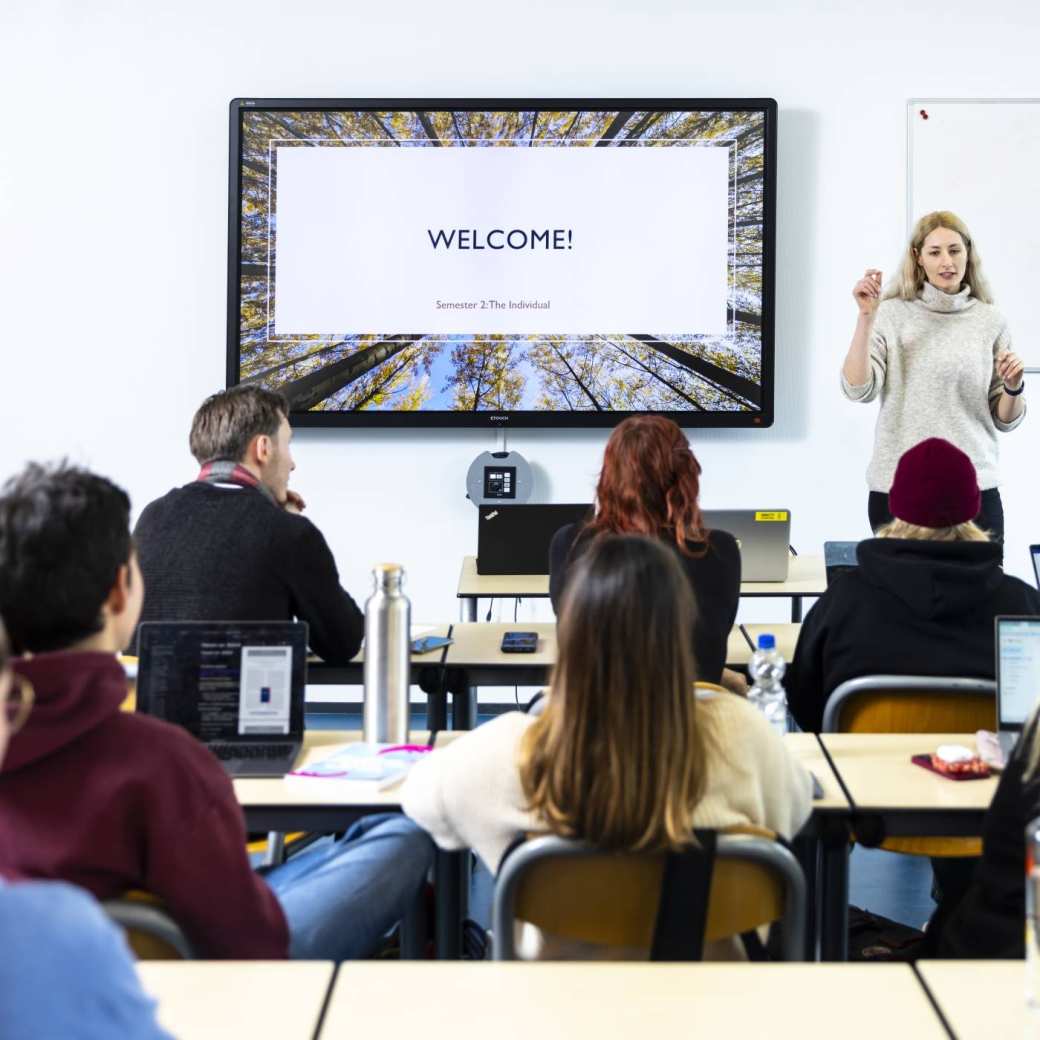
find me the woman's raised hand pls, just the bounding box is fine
[853,269,883,317]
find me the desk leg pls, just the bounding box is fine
[791,832,819,961]
[791,595,803,623]
[461,596,477,623]
[820,822,850,961]
[434,848,465,959]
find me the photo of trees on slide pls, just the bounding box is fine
[235,108,767,417]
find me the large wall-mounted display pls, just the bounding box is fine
[227,99,777,428]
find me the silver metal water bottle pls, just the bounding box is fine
[363,563,410,744]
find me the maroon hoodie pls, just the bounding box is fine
[0,651,288,958]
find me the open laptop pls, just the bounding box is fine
[477,503,592,575]
[824,541,859,587]
[136,621,307,777]
[994,616,1040,758]
[701,509,791,582]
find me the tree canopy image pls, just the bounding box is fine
[236,108,767,414]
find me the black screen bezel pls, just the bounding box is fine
[227,97,778,430]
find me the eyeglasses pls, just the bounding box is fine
[2,672,34,735]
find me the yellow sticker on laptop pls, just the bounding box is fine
[754,511,789,522]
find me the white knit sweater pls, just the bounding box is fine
[841,283,1025,492]
[402,689,812,878]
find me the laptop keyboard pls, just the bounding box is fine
[210,743,293,761]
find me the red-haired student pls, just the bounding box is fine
[549,416,740,687]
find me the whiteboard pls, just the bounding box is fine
[909,98,1040,370]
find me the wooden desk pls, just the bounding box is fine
[740,623,801,663]
[457,554,826,622]
[916,960,1029,1039]
[138,961,333,1040]
[815,732,998,962]
[783,733,853,962]
[320,962,947,1039]
[306,624,453,686]
[235,730,464,959]
[818,732,998,835]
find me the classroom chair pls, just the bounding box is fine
[821,674,996,857]
[103,892,197,960]
[492,829,806,961]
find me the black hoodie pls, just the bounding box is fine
[785,538,1040,733]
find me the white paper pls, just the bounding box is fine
[238,645,292,735]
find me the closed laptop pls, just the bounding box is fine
[701,509,791,582]
[477,503,592,575]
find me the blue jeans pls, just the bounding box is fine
[261,814,433,961]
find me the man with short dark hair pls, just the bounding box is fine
[134,385,363,663]
[0,462,432,961]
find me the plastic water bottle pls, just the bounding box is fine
[747,633,788,736]
[1027,816,1040,1008]
[363,563,410,744]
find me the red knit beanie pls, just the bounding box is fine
[888,438,980,528]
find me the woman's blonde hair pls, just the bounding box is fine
[518,535,706,852]
[885,211,993,304]
[876,518,990,543]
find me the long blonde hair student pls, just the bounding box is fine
[887,210,994,303]
[518,535,706,852]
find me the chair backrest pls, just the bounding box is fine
[492,831,805,961]
[102,893,196,960]
[821,675,997,733]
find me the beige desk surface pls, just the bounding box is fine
[738,623,801,664]
[784,732,849,811]
[446,621,557,668]
[458,554,826,598]
[320,962,946,1039]
[138,961,334,1040]
[739,553,826,596]
[917,960,1029,1039]
[233,730,458,808]
[447,621,798,671]
[341,623,452,666]
[458,556,549,597]
[818,733,998,811]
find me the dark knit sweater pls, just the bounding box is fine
[548,524,741,684]
[133,483,363,665]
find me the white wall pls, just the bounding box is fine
[2,0,1038,640]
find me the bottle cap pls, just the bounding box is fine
[373,563,404,574]
[757,633,776,650]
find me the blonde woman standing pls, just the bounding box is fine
[842,211,1026,541]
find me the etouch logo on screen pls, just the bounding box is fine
[272,147,729,338]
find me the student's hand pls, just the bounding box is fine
[996,349,1025,391]
[853,269,882,317]
[284,489,307,514]
[720,667,749,697]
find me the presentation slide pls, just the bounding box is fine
[274,147,729,337]
[233,107,769,419]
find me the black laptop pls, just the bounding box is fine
[477,503,592,575]
[136,621,307,777]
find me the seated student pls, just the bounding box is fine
[922,705,1040,959]
[0,462,433,961]
[549,415,741,688]
[133,385,363,664]
[0,619,172,1040]
[786,437,1040,733]
[403,534,811,959]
